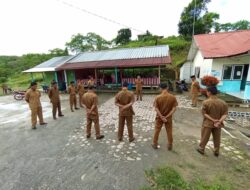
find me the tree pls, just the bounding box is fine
[49,48,69,56]
[66,33,110,53]
[115,28,132,45]
[178,0,219,40]
[215,20,250,32]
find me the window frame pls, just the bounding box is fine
[222,65,244,81]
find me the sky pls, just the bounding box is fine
[0,0,249,56]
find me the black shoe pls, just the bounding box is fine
[71,109,74,112]
[53,117,57,120]
[40,122,47,125]
[196,148,204,155]
[151,144,158,149]
[32,126,37,130]
[96,135,104,140]
[129,137,135,142]
[168,145,173,151]
[58,114,64,117]
[86,135,91,139]
[75,107,80,110]
[214,152,219,157]
[118,138,123,142]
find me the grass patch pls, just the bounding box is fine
[141,166,234,190]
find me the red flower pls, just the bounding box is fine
[201,76,219,86]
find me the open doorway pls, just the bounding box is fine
[241,64,249,90]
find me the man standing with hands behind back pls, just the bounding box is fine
[25,82,47,129]
[197,86,228,157]
[48,81,64,120]
[152,83,178,150]
[135,75,143,101]
[115,81,135,142]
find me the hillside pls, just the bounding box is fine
[0,36,190,94]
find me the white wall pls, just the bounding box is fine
[193,50,213,78]
[212,55,250,80]
[180,61,193,82]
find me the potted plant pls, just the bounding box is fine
[200,76,219,96]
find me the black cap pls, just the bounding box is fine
[30,81,37,87]
[207,86,218,95]
[51,81,57,85]
[123,81,128,87]
[159,82,168,89]
[70,81,75,84]
[190,75,196,78]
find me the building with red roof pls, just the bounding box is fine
[180,30,250,100]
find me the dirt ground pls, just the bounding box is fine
[0,92,249,190]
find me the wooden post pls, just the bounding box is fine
[54,71,58,83]
[64,70,68,89]
[30,73,34,82]
[115,67,118,85]
[42,72,45,82]
[95,68,97,82]
[158,66,161,84]
[120,68,123,85]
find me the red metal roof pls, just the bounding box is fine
[194,30,250,59]
[57,57,171,70]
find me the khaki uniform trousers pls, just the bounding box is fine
[70,94,77,110]
[118,116,134,141]
[136,89,142,101]
[192,93,198,106]
[199,127,221,154]
[153,118,173,148]
[52,101,62,118]
[79,93,83,107]
[86,115,101,137]
[31,106,44,127]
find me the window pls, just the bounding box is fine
[233,65,243,80]
[223,65,233,80]
[222,65,244,80]
[195,67,200,78]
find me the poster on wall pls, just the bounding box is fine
[211,70,220,78]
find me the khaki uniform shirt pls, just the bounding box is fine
[77,84,85,95]
[68,85,76,96]
[48,87,60,103]
[25,89,42,109]
[202,96,228,128]
[135,79,143,90]
[82,92,98,116]
[115,89,135,116]
[191,81,200,94]
[87,80,95,86]
[154,91,178,120]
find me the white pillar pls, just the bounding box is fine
[64,70,68,89]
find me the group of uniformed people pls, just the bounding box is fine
[24,74,228,157]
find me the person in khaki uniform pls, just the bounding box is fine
[25,82,47,129]
[135,75,143,101]
[87,76,95,87]
[68,81,79,112]
[81,86,104,140]
[190,75,200,107]
[152,83,178,150]
[48,81,64,120]
[197,86,228,157]
[77,80,85,108]
[115,81,135,142]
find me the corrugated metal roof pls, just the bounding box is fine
[58,57,171,70]
[194,30,250,59]
[68,45,169,63]
[23,55,74,73]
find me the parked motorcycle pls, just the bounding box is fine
[176,79,188,93]
[12,90,26,100]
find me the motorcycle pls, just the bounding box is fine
[12,90,26,100]
[176,79,188,93]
